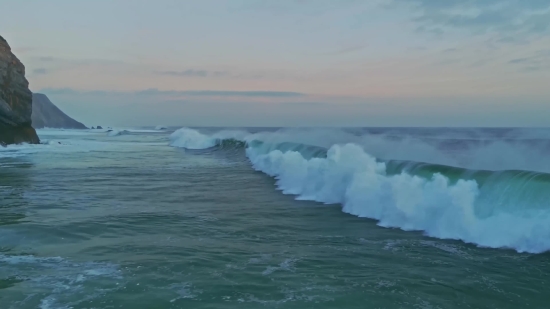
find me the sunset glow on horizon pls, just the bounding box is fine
[3,0,549,126]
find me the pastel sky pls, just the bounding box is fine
[2,0,550,127]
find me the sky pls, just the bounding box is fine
[2,0,550,127]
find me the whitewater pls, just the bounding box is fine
[169,127,550,254]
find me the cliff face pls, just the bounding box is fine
[32,93,87,129]
[0,35,39,145]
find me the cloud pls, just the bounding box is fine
[38,56,56,62]
[522,66,542,72]
[26,57,126,79]
[415,25,444,36]
[38,88,112,96]
[395,0,550,41]
[184,90,305,97]
[240,0,367,16]
[32,68,48,75]
[535,49,550,57]
[156,69,273,79]
[32,56,124,66]
[326,44,368,55]
[432,58,461,66]
[137,89,307,98]
[157,69,229,78]
[494,36,530,45]
[442,48,459,53]
[40,88,306,98]
[13,46,36,54]
[509,58,529,64]
[507,51,550,72]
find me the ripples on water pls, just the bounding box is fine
[0,127,549,309]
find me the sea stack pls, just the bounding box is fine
[0,35,39,145]
[32,93,87,129]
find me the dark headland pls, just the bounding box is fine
[0,35,40,145]
[32,93,87,129]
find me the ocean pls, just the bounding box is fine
[1,127,549,308]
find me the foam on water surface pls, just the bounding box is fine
[0,254,122,308]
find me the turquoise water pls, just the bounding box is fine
[1,128,550,308]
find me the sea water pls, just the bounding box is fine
[1,127,549,308]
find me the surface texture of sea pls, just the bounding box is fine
[1,127,550,309]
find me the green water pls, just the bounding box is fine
[0,129,549,309]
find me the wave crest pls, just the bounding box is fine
[169,128,248,150]
[169,127,550,253]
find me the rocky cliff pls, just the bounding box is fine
[0,35,39,145]
[32,93,87,129]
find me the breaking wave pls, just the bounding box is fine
[169,128,248,149]
[107,129,129,136]
[169,127,550,253]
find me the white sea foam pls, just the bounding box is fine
[247,143,550,253]
[169,128,217,149]
[207,127,550,173]
[0,137,125,161]
[169,127,550,253]
[0,131,97,159]
[106,128,168,137]
[3,140,100,155]
[169,127,248,149]
[262,258,297,276]
[107,129,128,136]
[1,127,170,161]
[0,254,122,308]
[126,129,165,133]
[169,283,199,302]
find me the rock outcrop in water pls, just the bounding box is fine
[32,93,87,129]
[0,35,39,145]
